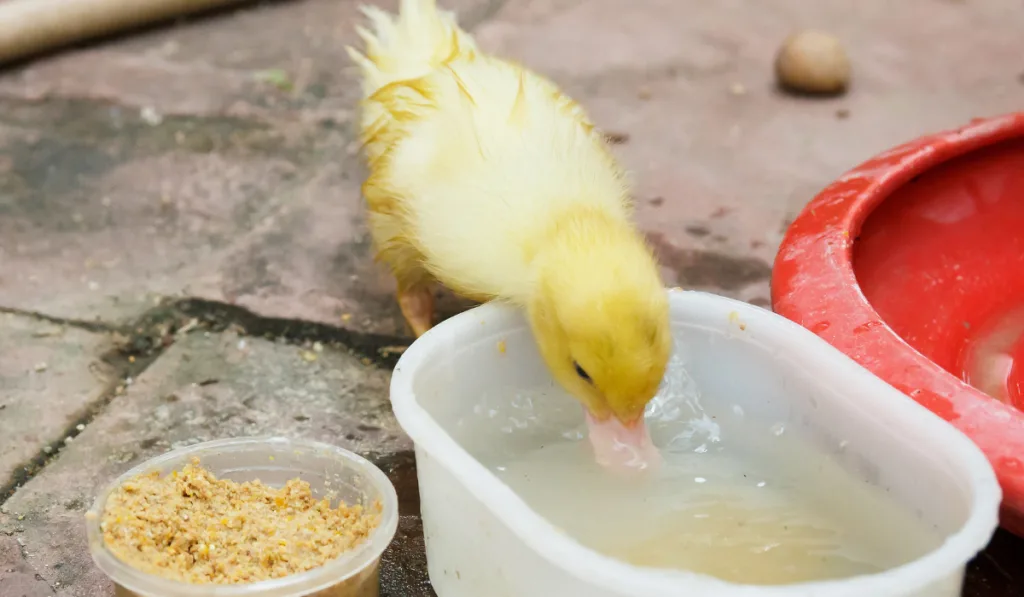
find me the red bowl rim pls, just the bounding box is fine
[770,112,1024,534]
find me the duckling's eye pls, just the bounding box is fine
[573,361,592,383]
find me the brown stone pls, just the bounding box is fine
[774,30,851,95]
[0,314,115,493]
[0,535,55,597]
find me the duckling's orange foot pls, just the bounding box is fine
[398,287,435,338]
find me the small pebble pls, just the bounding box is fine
[775,30,851,95]
[604,131,630,145]
[76,424,85,432]
[140,106,164,126]
[378,345,407,357]
[33,362,48,372]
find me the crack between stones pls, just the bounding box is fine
[0,307,123,334]
[170,298,411,365]
[0,344,162,505]
[0,297,412,505]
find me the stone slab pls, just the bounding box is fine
[0,0,494,336]
[0,330,406,596]
[0,535,55,597]
[10,0,1022,336]
[0,96,343,323]
[0,314,115,494]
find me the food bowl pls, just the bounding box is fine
[390,290,1000,597]
[772,112,1024,536]
[86,436,399,597]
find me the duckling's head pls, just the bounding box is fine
[527,210,672,430]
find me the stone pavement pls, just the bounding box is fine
[0,0,1023,595]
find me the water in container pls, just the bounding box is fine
[453,349,944,585]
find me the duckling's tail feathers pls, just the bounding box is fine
[346,0,477,97]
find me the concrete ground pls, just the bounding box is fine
[0,0,1022,595]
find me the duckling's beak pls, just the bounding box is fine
[584,410,661,473]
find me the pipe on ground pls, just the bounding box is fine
[0,0,254,65]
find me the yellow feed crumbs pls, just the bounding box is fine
[99,458,381,584]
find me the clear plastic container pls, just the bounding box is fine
[86,436,399,597]
[389,290,1002,597]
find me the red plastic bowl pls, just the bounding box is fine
[772,113,1024,536]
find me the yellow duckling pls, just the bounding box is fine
[347,0,671,465]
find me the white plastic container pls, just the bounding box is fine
[389,290,1001,597]
[86,436,399,597]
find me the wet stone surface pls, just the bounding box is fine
[374,452,435,597]
[965,530,1024,597]
[0,0,1023,595]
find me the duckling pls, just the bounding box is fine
[347,0,671,468]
